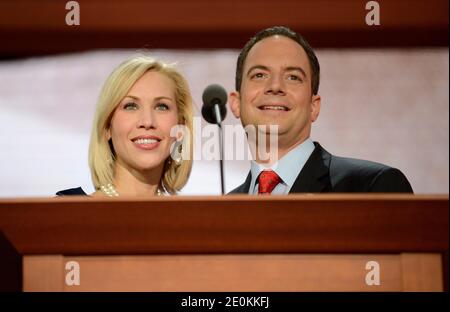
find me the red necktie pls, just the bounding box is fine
[258,170,281,195]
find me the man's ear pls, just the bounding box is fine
[229,91,241,119]
[310,94,321,122]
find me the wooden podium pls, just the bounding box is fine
[0,194,448,292]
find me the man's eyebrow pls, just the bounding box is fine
[285,66,307,79]
[246,65,269,76]
[246,65,307,79]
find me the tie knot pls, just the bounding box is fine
[258,170,281,195]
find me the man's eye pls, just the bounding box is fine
[251,72,266,79]
[156,103,169,111]
[287,74,302,81]
[123,102,138,110]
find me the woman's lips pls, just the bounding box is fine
[132,138,161,150]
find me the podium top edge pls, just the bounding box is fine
[0,193,448,204]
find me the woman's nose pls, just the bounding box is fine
[137,109,155,130]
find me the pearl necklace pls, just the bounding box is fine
[100,183,163,197]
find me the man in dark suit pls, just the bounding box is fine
[228,26,413,194]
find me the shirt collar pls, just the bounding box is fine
[250,138,315,192]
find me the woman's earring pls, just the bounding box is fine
[174,143,183,165]
[171,142,183,166]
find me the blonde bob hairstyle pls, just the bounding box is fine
[88,56,193,195]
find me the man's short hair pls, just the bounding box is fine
[235,26,320,95]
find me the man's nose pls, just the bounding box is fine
[265,74,286,95]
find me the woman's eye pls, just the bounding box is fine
[123,102,138,110]
[156,103,169,111]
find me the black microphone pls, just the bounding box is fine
[202,84,227,124]
[201,84,228,195]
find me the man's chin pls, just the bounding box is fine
[257,123,286,136]
[242,121,282,132]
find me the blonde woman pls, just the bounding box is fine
[57,56,193,196]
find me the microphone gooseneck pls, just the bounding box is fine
[201,84,228,195]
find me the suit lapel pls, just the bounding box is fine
[231,172,252,194]
[289,142,331,193]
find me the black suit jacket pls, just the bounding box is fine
[229,142,413,194]
[56,187,88,196]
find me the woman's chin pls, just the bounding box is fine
[118,154,169,173]
[135,160,167,172]
[134,164,162,172]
